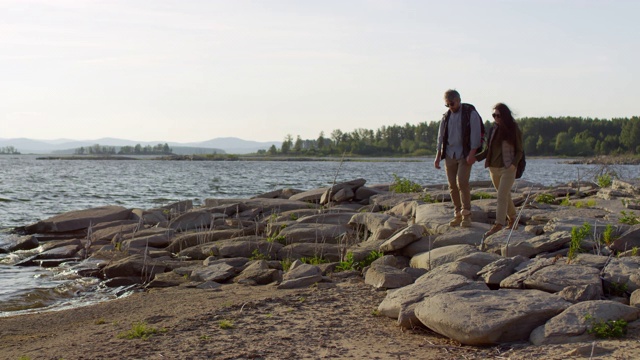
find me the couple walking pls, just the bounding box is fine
[434,89,523,238]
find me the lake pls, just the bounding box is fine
[1,155,638,315]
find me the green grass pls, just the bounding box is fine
[601,224,616,245]
[568,223,591,262]
[535,193,556,204]
[335,250,383,272]
[249,249,270,261]
[471,191,493,200]
[390,173,422,193]
[597,173,613,188]
[218,320,234,329]
[117,322,165,340]
[585,314,627,338]
[619,211,640,225]
[300,256,329,265]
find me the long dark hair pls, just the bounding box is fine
[493,103,517,146]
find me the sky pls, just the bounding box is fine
[1,0,638,143]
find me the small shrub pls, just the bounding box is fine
[219,320,234,329]
[619,211,640,225]
[560,195,571,207]
[95,318,106,325]
[632,247,639,256]
[606,281,629,297]
[471,191,493,200]
[585,314,627,338]
[597,173,613,188]
[567,223,591,262]
[289,213,299,221]
[280,258,293,272]
[371,309,381,316]
[300,256,329,265]
[249,249,270,261]
[117,322,164,340]
[267,235,287,245]
[390,174,422,193]
[335,252,355,272]
[535,193,556,204]
[601,224,616,245]
[361,250,384,268]
[421,193,436,203]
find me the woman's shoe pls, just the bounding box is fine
[484,223,503,238]
[507,217,518,230]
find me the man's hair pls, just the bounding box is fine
[444,89,461,101]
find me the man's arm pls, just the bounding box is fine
[434,119,445,169]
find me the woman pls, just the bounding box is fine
[483,103,523,238]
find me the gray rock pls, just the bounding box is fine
[415,289,570,345]
[216,238,283,259]
[610,224,640,252]
[557,284,603,303]
[190,263,237,282]
[296,213,356,225]
[234,260,281,285]
[410,244,480,270]
[364,264,413,290]
[289,187,329,203]
[277,223,352,244]
[0,235,39,252]
[37,243,83,260]
[24,206,132,234]
[631,289,640,308]
[146,271,190,288]
[379,224,424,252]
[169,211,220,232]
[122,234,172,249]
[570,253,610,270]
[530,300,640,345]
[277,243,342,262]
[102,254,167,280]
[283,263,321,281]
[481,230,533,255]
[602,256,640,292]
[428,261,482,280]
[524,264,603,294]
[348,212,407,241]
[500,257,557,289]
[477,256,529,286]
[377,272,488,327]
[457,252,503,268]
[277,274,323,289]
[502,231,572,258]
[431,226,488,249]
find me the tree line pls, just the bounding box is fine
[74,143,173,155]
[257,116,640,157]
[0,146,20,154]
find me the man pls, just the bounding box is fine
[434,89,483,227]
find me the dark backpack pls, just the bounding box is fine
[516,151,526,179]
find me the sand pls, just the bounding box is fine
[2,278,640,360]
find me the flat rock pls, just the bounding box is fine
[410,244,480,270]
[24,206,132,234]
[415,289,570,345]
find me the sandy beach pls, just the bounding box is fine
[2,277,640,360]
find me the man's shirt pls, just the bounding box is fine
[437,109,482,159]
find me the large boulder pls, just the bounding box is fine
[377,272,488,327]
[364,264,413,290]
[415,289,570,345]
[610,224,640,252]
[102,254,167,280]
[410,244,480,270]
[277,243,342,262]
[277,223,352,244]
[430,226,487,249]
[24,206,132,234]
[530,300,640,345]
[234,260,281,285]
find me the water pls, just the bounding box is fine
[1,155,638,315]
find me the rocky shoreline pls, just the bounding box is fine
[3,176,640,358]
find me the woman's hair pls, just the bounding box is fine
[493,103,518,146]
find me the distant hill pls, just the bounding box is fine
[0,137,280,155]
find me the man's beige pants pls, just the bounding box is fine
[444,157,472,217]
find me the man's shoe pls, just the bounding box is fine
[460,216,472,228]
[449,216,462,226]
[484,223,503,238]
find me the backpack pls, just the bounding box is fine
[516,151,526,179]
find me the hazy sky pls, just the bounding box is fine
[1,0,638,143]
